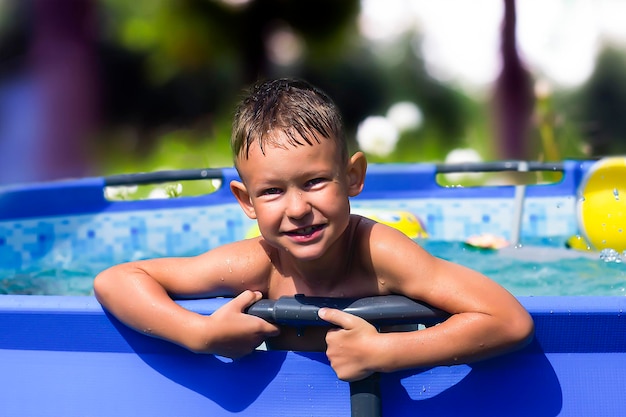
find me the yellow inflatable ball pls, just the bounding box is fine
[577,157,626,252]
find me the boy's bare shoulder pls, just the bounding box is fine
[350,213,436,288]
[207,235,274,257]
[197,237,277,291]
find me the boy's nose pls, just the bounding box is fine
[285,191,311,219]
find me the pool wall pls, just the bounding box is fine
[1,295,625,417]
[2,159,625,417]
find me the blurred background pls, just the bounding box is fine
[1,0,626,186]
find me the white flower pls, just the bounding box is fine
[266,24,303,66]
[356,116,399,157]
[147,187,170,199]
[210,178,222,190]
[445,148,482,164]
[534,79,553,99]
[443,148,484,183]
[386,101,423,133]
[148,183,183,199]
[166,183,183,197]
[104,185,138,201]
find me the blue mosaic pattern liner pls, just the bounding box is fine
[353,196,577,241]
[1,160,594,271]
[0,196,577,271]
[0,204,254,270]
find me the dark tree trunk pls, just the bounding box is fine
[493,0,534,160]
[30,0,99,180]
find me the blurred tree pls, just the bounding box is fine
[0,0,99,183]
[303,32,470,159]
[95,0,363,155]
[576,45,626,156]
[0,0,32,80]
[1,0,483,179]
[382,34,468,151]
[31,0,99,179]
[492,0,534,160]
[96,0,479,166]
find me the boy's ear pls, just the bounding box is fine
[230,180,257,219]
[346,151,367,197]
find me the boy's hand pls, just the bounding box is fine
[318,307,381,382]
[202,290,280,359]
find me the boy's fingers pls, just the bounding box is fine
[234,291,280,336]
[232,290,263,311]
[318,307,358,329]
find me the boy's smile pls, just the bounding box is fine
[284,224,325,239]
[231,131,364,263]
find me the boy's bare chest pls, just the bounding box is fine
[266,267,382,300]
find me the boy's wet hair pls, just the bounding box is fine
[231,78,348,165]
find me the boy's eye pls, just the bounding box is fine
[262,187,282,195]
[306,178,326,187]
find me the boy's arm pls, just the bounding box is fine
[320,224,534,381]
[93,239,280,357]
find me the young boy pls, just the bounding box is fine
[94,78,534,382]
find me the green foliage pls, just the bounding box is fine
[575,45,626,155]
[91,0,612,178]
[99,122,234,176]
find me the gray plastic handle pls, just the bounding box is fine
[246,294,449,327]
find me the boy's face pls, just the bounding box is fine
[231,132,365,261]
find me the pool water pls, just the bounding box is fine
[424,238,626,296]
[1,237,625,296]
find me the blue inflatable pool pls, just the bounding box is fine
[1,160,625,416]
